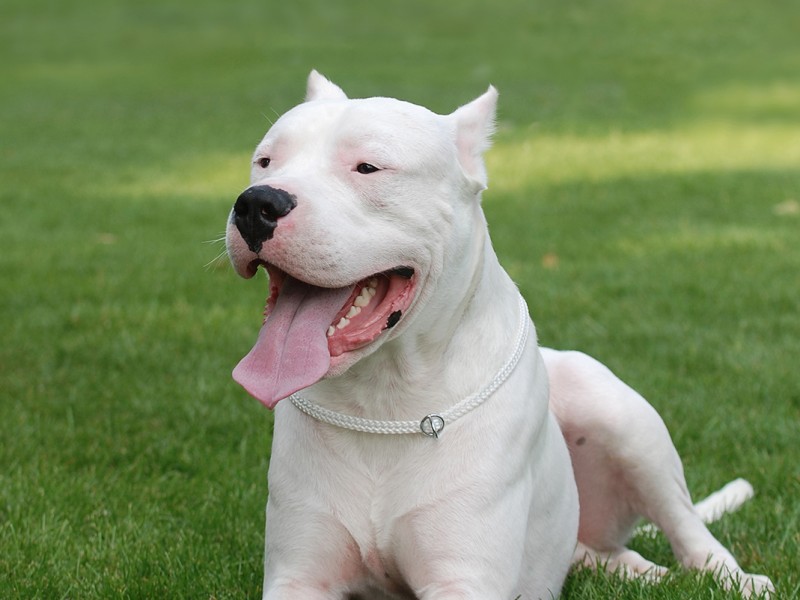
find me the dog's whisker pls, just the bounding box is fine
[204,249,230,271]
[261,108,278,126]
[203,234,227,245]
[202,232,230,270]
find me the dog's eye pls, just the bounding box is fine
[356,163,380,174]
[257,157,271,169]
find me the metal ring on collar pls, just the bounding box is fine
[420,414,445,438]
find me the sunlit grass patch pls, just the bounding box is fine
[691,82,800,122]
[487,121,800,191]
[88,151,254,202]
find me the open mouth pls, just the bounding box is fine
[233,261,416,408]
[262,263,416,357]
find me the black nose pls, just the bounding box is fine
[232,185,297,253]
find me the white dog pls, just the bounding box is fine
[225,71,774,599]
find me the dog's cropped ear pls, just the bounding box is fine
[449,86,498,191]
[305,70,348,102]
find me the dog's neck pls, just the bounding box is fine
[289,291,529,437]
[308,228,531,423]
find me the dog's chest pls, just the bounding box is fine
[356,545,416,598]
[331,490,417,598]
[320,438,436,597]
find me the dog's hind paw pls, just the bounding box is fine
[738,573,775,599]
[572,542,668,583]
[717,567,775,599]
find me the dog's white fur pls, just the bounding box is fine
[226,71,774,599]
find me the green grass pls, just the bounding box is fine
[1,0,798,597]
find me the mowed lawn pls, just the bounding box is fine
[1,0,798,598]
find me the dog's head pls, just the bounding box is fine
[226,71,497,408]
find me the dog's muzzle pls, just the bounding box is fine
[232,185,297,253]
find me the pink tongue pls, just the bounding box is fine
[233,276,355,408]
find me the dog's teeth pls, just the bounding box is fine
[367,286,377,297]
[368,278,378,288]
[354,294,370,308]
[346,306,361,318]
[336,317,350,330]
[327,326,336,337]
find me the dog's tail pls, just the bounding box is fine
[635,478,755,538]
[693,478,754,524]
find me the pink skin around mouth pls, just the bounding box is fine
[262,263,416,357]
[232,260,417,408]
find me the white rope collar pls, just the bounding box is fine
[289,294,530,439]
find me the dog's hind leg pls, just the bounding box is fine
[636,477,756,540]
[543,348,774,598]
[642,479,775,598]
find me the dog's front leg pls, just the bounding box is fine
[261,581,339,600]
[392,495,546,600]
[393,512,521,600]
[415,584,509,600]
[261,498,366,600]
